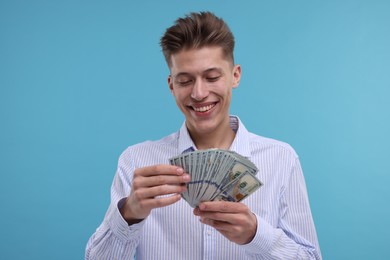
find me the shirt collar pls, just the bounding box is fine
[177,115,251,158]
[178,123,197,154]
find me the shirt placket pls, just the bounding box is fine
[203,224,217,260]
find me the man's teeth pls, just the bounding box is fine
[194,104,213,112]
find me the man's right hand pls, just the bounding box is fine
[119,164,190,225]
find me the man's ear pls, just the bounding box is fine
[168,75,174,95]
[232,64,242,88]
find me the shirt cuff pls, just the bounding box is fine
[241,214,276,255]
[104,197,145,242]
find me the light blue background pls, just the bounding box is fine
[1,1,389,259]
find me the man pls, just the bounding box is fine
[86,11,321,259]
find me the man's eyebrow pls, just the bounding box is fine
[173,68,223,78]
[203,67,223,74]
[173,72,192,78]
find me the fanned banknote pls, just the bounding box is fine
[169,149,263,208]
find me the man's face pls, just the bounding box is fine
[168,46,241,137]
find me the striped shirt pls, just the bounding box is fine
[85,116,321,259]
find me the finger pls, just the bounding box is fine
[141,173,190,187]
[198,201,245,213]
[201,218,232,231]
[195,204,254,225]
[134,165,185,177]
[139,193,182,209]
[134,183,187,200]
[199,211,238,224]
[136,173,190,188]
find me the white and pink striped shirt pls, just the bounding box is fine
[86,116,321,259]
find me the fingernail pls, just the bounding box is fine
[176,167,184,174]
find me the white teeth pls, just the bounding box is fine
[194,104,213,112]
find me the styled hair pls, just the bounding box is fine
[160,11,235,67]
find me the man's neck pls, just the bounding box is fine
[188,119,236,150]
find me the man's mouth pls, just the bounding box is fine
[191,103,216,113]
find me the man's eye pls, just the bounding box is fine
[207,76,220,82]
[178,80,192,86]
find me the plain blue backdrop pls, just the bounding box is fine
[1,1,389,259]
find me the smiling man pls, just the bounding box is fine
[86,12,321,259]
[168,46,240,150]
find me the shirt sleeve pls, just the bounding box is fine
[241,158,322,259]
[85,150,142,259]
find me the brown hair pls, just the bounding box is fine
[160,11,235,67]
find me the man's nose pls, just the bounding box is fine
[191,80,208,101]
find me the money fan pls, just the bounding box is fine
[169,149,263,208]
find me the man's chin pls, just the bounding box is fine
[187,120,217,135]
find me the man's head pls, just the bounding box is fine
[160,12,235,68]
[161,12,241,144]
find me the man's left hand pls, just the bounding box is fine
[193,201,257,245]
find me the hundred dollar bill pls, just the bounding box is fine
[213,171,263,202]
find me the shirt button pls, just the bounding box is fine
[207,230,212,236]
